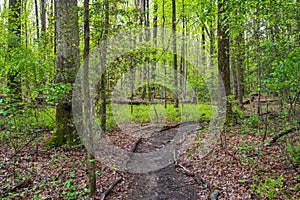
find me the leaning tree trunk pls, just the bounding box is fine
[50,0,80,146]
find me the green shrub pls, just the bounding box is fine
[251,175,284,199]
[286,139,300,165]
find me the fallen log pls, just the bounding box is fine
[265,126,299,146]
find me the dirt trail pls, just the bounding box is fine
[122,122,205,200]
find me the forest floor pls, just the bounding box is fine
[0,105,299,199]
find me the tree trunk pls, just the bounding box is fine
[236,32,244,109]
[180,0,185,97]
[232,58,238,100]
[83,0,96,196]
[172,0,179,108]
[40,0,46,36]
[217,0,232,121]
[99,0,109,134]
[50,0,80,146]
[34,0,39,39]
[162,0,167,109]
[7,0,22,105]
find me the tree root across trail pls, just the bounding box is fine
[105,122,217,200]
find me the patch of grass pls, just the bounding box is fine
[286,139,300,165]
[108,103,212,125]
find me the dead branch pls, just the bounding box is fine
[265,126,298,146]
[160,123,180,132]
[100,178,122,200]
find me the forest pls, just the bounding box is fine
[0,0,299,199]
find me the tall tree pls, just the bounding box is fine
[99,0,110,134]
[40,0,46,36]
[7,0,22,104]
[236,31,244,109]
[50,0,80,146]
[83,0,96,196]
[172,0,179,108]
[217,0,232,120]
[34,0,39,39]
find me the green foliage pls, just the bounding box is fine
[0,107,55,147]
[286,139,300,166]
[109,103,212,125]
[241,114,260,134]
[251,175,284,200]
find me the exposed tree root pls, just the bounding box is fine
[100,178,122,200]
[175,163,222,199]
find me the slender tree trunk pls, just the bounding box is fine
[50,0,80,146]
[236,32,244,109]
[209,21,214,59]
[99,0,109,134]
[180,0,185,97]
[40,0,46,36]
[151,0,158,99]
[218,0,232,121]
[172,0,179,108]
[83,0,96,196]
[162,0,167,109]
[53,0,57,54]
[23,0,28,48]
[255,3,262,115]
[232,58,238,100]
[34,0,39,39]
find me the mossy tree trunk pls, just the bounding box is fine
[49,0,80,146]
[7,0,22,105]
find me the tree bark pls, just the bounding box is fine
[236,32,244,109]
[180,0,185,97]
[83,0,96,196]
[7,0,22,105]
[40,0,46,36]
[50,0,80,146]
[34,0,39,39]
[218,0,232,121]
[172,0,179,108]
[99,0,109,134]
